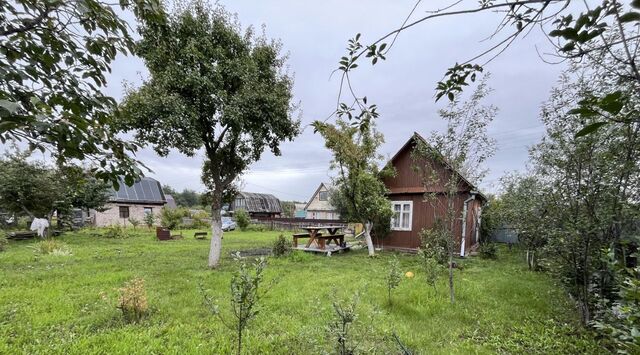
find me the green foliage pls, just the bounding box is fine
[328,289,361,355]
[0,151,110,221]
[312,117,392,256]
[0,0,165,185]
[234,209,250,231]
[201,255,271,355]
[102,225,129,239]
[128,218,140,229]
[117,277,148,324]
[160,207,184,230]
[143,213,155,229]
[478,243,498,260]
[419,224,450,266]
[385,256,402,305]
[271,234,291,257]
[117,1,299,267]
[162,185,202,207]
[419,250,441,293]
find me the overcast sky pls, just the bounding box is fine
[88,1,565,201]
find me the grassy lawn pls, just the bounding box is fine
[0,229,604,354]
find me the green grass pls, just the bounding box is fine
[0,229,604,354]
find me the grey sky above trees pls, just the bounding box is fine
[97,0,562,199]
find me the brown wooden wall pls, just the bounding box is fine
[379,135,483,254]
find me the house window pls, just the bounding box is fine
[391,201,412,231]
[119,206,130,219]
[144,207,153,215]
[318,191,328,201]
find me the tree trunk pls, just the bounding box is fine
[448,252,455,304]
[363,221,375,256]
[208,192,223,268]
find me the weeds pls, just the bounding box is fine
[32,239,72,256]
[271,234,291,257]
[117,277,148,323]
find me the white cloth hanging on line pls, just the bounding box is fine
[30,218,49,237]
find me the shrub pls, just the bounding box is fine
[419,226,450,265]
[103,225,128,239]
[143,213,155,229]
[117,277,148,323]
[201,254,272,355]
[329,290,361,355]
[271,234,291,257]
[234,209,250,231]
[16,216,30,230]
[128,217,140,229]
[246,223,267,232]
[33,239,72,256]
[160,207,183,229]
[419,249,441,294]
[478,242,498,259]
[385,255,403,305]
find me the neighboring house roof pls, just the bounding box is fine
[109,177,167,205]
[165,194,178,209]
[236,192,282,214]
[304,182,338,211]
[388,132,487,201]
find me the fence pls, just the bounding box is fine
[251,217,348,232]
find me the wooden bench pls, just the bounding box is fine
[292,232,322,247]
[194,232,207,240]
[6,231,37,240]
[315,234,345,249]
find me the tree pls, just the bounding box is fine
[280,201,296,218]
[313,118,393,257]
[333,1,640,137]
[143,212,155,229]
[498,173,548,270]
[0,150,110,230]
[117,2,298,268]
[234,209,250,231]
[411,78,496,303]
[0,0,165,186]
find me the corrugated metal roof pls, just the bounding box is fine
[109,177,166,204]
[236,192,282,213]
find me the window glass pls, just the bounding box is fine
[318,191,328,201]
[119,206,130,219]
[390,201,412,231]
[144,207,153,215]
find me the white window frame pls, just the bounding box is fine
[390,201,413,231]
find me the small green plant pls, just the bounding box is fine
[201,254,272,355]
[329,290,361,355]
[419,249,441,294]
[16,216,30,230]
[117,277,148,323]
[234,209,250,231]
[419,226,450,265]
[103,225,128,239]
[271,234,291,257]
[32,239,72,256]
[128,217,140,229]
[478,242,498,259]
[143,212,155,229]
[385,255,403,305]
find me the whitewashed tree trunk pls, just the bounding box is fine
[208,195,223,268]
[363,221,375,256]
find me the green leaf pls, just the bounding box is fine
[575,122,608,137]
[633,0,640,9]
[0,99,20,114]
[619,12,640,23]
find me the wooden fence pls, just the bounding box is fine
[251,217,348,232]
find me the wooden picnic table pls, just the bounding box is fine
[301,225,345,250]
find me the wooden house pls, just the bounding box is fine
[230,192,282,218]
[378,133,486,256]
[304,183,341,220]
